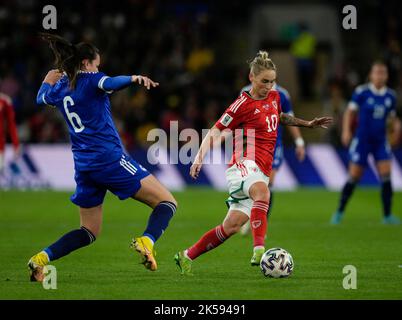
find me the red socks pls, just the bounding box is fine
[185,200,268,260]
[250,200,269,248]
[186,225,229,260]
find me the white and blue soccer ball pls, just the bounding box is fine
[260,248,294,278]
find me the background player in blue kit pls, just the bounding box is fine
[331,61,401,225]
[28,33,177,281]
[239,83,306,235]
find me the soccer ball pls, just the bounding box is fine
[260,247,294,278]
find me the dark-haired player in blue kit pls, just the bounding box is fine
[28,33,177,281]
[331,61,401,224]
[239,83,305,235]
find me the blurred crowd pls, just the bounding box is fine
[1,0,402,151]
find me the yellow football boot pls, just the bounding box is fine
[131,236,157,271]
[27,251,49,282]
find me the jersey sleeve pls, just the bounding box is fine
[36,82,58,107]
[215,95,248,131]
[348,87,364,111]
[90,72,113,94]
[91,73,132,94]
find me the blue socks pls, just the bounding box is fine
[44,226,96,261]
[43,201,176,261]
[338,176,393,217]
[381,178,392,217]
[143,201,176,243]
[338,180,357,213]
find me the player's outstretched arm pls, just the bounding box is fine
[131,75,159,90]
[101,75,159,92]
[280,113,333,129]
[190,125,222,179]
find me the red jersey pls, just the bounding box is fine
[0,93,19,152]
[215,90,282,177]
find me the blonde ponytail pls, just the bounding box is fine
[249,50,276,76]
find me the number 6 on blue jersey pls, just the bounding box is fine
[63,96,85,133]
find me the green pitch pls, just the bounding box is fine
[0,188,401,300]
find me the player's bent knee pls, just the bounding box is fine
[253,192,270,203]
[249,183,270,202]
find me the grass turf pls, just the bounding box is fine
[0,188,401,300]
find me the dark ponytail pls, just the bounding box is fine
[40,33,99,89]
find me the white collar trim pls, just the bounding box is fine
[369,83,387,96]
[78,70,99,74]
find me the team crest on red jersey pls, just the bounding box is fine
[271,101,278,109]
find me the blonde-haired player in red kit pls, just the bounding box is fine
[174,51,333,275]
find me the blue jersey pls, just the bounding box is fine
[37,72,130,171]
[349,83,396,143]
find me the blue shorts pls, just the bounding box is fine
[71,154,150,208]
[349,137,391,166]
[272,141,283,170]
